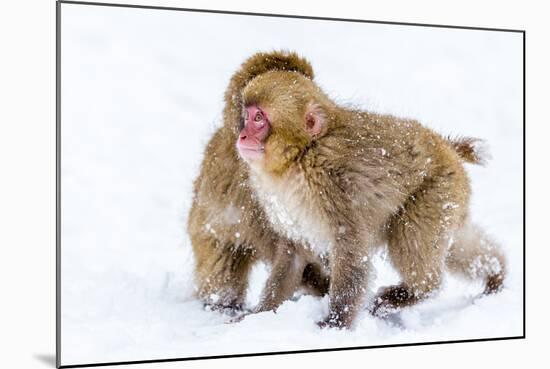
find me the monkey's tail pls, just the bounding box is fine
[445,136,491,166]
[445,222,506,295]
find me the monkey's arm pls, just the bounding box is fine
[254,240,305,313]
[226,240,305,324]
[319,230,371,329]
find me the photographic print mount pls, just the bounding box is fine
[56,1,526,368]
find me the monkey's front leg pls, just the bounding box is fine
[227,241,305,323]
[255,241,305,313]
[319,243,370,329]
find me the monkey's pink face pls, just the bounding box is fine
[236,105,270,161]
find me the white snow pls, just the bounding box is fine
[60,3,523,366]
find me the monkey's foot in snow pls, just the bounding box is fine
[204,302,246,317]
[316,314,349,329]
[369,303,399,319]
[368,300,406,328]
[316,319,341,329]
[370,284,420,318]
[484,274,505,295]
[224,309,253,324]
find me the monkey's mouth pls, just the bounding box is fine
[237,146,265,161]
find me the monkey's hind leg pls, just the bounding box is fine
[445,222,506,294]
[373,175,467,317]
[193,234,255,313]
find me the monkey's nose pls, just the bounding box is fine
[240,135,247,140]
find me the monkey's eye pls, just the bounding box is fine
[254,112,263,122]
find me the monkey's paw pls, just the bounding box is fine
[370,284,417,318]
[204,302,246,317]
[224,311,252,324]
[316,315,347,329]
[369,299,399,319]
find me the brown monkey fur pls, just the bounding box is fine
[188,51,329,315]
[236,58,506,328]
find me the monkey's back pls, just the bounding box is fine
[304,109,471,234]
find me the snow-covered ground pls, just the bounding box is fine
[60,3,523,366]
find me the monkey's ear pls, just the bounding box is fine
[304,103,326,137]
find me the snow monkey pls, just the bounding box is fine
[188,51,330,315]
[236,54,506,328]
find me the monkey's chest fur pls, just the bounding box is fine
[250,168,335,256]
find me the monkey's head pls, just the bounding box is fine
[236,71,333,175]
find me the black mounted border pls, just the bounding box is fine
[55,1,526,367]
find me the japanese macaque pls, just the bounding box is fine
[188,51,329,316]
[236,58,506,328]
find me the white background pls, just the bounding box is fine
[0,1,547,369]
